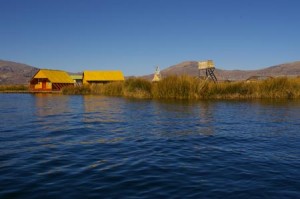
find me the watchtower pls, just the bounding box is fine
[198,60,217,83]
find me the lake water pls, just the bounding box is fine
[0,93,299,198]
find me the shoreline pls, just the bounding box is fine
[0,90,61,94]
[1,76,300,99]
[1,90,300,100]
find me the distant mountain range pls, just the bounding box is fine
[0,60,39,84]
[0,59,300,85]
[142,61,300,81]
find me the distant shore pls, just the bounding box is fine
[0,90,61,94]
[1,76,300,99]
[0,85,61,94]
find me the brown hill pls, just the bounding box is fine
[142,61,300,81]
[1,59,299,84]
[0,60,39,84]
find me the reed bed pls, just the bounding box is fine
[62,85,91,95]
[90,81,123,96]
[62,76,300,99]
[0,85,29,91]
[152,75,201,99]
[123,78,152,98]
[62,78,151,98]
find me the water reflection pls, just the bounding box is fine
[34,94,71,117]
[31,94,300,142]
[80,96,127,145]
[257,98,300,107]
[0,94,36,131]
[34,94,72,132]
[150,99,216,137]
[152,99,197,115]
[251,100,300,136]
[198,101,215,136]
[1,94,300,199]
[82,95,125,126]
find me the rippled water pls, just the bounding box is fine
[0,94,300,198]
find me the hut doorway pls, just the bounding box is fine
[42,81,46,89]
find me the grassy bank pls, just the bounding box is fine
[0,85,29,92]
[62,76,300,99]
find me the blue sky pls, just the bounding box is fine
[1,0,299,76]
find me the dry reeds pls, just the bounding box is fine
[62,85,91,95]
[61,76,300,99]
[152,75,201,99]
[90,82,123,96]
[0,85,29,91]
[123,78,152,98]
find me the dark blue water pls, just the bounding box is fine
[0,94,299,198]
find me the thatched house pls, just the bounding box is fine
[70,75,83,85]
[82,70,125,84]
[246,76,273,82]
[30,69,74,91]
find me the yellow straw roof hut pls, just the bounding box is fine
[83,70,125,84]
[30,69,74,91]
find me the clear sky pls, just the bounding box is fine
[1,0,299,76]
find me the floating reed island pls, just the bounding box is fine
[61,60,300,99]
[0,60,294,99]
[61,76,300,100]
[1,76,300,99]
[0,85,29,92]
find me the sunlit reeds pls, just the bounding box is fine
[44,76,300,99]
[0,85,29,91]
[258,77,300,98]
[151,75,201,99]
[90,81,123,96]
[62,85,91,95]
[123,78,152,98]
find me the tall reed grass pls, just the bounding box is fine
[0,85,29,91]
[61,76,300,99]
[152,75,201,99]
[90,82,123,96]
[62,85,91,95]
[62,78,151,98]
[123,78,152,98]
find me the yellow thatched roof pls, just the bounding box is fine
[83,70,125,82]
[33,69,74,83]
[70,75,83,80]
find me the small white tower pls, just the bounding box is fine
[152,66,162,82]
